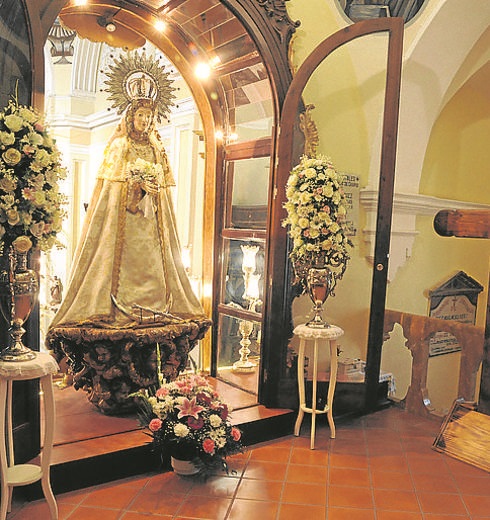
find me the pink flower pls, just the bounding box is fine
[219,404,228,421]
[196,392,211,405]
[176,397,205,419]
[22,188,36,201]
[231,427,241,441]
[202,438,215,454]
[155,387,169,398]
[149,418,162,432]
[187,416,204,430]
[22,144,35,155]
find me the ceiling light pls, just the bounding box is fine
[97,14,116,32]
[194,62,211,79]
[154,20,166,32]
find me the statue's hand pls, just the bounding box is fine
[142,179,159,195]
[126,181,144,215]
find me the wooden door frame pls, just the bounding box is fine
[267,17,404,411]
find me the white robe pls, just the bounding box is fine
[49,133,205,329]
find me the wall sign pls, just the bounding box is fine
[428,271,483,357]
[339,173,359,237]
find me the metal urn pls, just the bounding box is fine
[305,266,334,328]
[0,247,39,362]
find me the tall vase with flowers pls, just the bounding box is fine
[133,373,244,476]
[0,90,67,360]
[282,155,353,327]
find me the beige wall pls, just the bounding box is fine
[286,0,490,413]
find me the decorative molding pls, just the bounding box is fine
[299,104,319,157]
[255,0,300,44]
[48,96,197,131]
[360,190,490,281]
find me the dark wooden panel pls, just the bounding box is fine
[434,209,490,239]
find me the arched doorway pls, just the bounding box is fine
[22,0,300,459]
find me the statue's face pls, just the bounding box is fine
[133,107,153,133]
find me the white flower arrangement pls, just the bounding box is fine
[0,96,67,253]
[282,154,353,288]
[127,157,163,186]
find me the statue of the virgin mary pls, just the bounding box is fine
[49,51,206,330]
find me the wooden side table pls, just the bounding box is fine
[0,352,59,520]
[293,323,344,449]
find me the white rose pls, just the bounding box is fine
[299,217,309,229]
[4,114,24,132]
[0,131,15,146]
[28,132,44,147]
[18,107,38,124]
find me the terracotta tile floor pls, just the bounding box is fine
[9,407,490,519]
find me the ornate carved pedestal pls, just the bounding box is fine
[45,319,211,415]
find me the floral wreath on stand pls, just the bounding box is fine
[0,87,68,256]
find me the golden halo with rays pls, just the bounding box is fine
[104,50,176,123]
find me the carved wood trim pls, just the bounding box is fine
[384,309,484,419]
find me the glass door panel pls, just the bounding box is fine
[228,156,270,229]
[215,313,261,408]
[220,238,265,310]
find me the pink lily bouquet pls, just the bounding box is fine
[134,373,243,474]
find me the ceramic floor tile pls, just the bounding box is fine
[368,453,410,473]
[373,488,420,512]
[277,502,326,520]
[424,513,472,520]
[417,492,468,516]
[242,459,288,480]
[227,498,279,519]
[407,453,452,476]
[235,478,283,501]
[461,494,490,517]
[63,505,122,519]
[249,445,291,463]
[411,471,459,493]
[452,474,490,495]
[128,491,187,516]
[328,485,374,509]
[81,479,144,509]
[285,462,328,483]
[281,481,327,505]
[121,513,173,519]
[188,475,240,498]
[290,446,329,465]
[376,511,423,520]
[328,507,376,520]
[329,466,370,487]
[370,469,414,491]
[177,495,232,519]
[329,452,369,469]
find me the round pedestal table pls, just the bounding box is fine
[293,323,344,449]
[0,352,59,519]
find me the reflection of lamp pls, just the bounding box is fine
[241,244,259,303]
[233,320,255,373]
[181,244,201,298]
[233,245,261,373]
